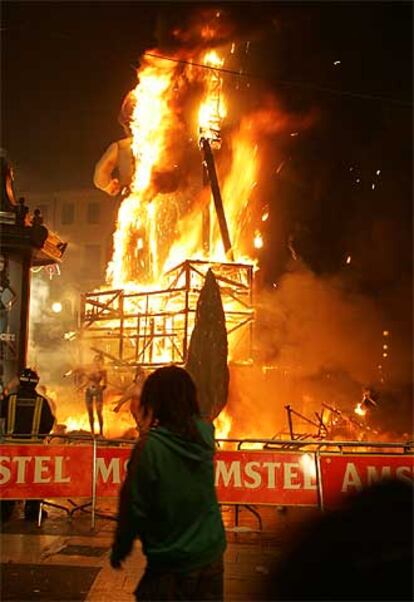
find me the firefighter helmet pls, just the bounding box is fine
[19,368,40,385]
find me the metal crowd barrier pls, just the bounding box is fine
[1,434,413,528]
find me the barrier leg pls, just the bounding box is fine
[315,450,324,512]
[42,500,72,516]
[68,500,92,517]
[91,437,97,530]
[37,502,43,528]
[233,504,262,531]
[244,505,263,530]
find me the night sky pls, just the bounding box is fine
[2,1,412,300]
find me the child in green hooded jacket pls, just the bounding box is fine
[110,366,226,601]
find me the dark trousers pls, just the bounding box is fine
[0,499,41,522]
[135,556,224,601]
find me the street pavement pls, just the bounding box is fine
[1,500,318,601]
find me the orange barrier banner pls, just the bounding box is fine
[2,444,412,508]
[95,448,319,506]
[319,453,414,508]
[215,450,318,506]
[96,447,130,497]
[0,444,93,499]
[0,444,319,506]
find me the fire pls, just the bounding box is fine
[107,44,261,292]
[354,402,367,417]
[97,38,271,430]
[198,50,226,145]
[64,415,91,433]
[61,405,136,439]
[300,453,317,480]
[214,407,233,439]
[107,54,177,288]
[253,230,264,249]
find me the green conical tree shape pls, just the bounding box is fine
[186,269,229,420]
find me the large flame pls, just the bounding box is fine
[107,54,178,288]
[107,46,260,291]
[354,402,367,417]
[214,407,233,439]
[100,44,268,438]
[198,50,227,146]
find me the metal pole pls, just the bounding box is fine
[18,252,32,373]
[183,262,190,362]
[200,138,234,261]
[118,293,124,362]
[285,405,295,440]
[315,450,325,512]
[202,162,210,255]
[91,437,97,529]
[248,265,253,360]
[37,501,43,528]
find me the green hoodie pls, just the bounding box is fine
[112,418,226,572]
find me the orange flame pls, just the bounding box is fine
[354,402,367,417]
[107,46,262,291]
[214,407,233,439]
[198,50,226,146]
[107,54,177,288]
[253,230,264,249]
[101,44,265,368]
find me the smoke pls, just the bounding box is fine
[29,274,50,323]
[227,263,412,438]
[28,272,80,413]
[257,265,383,384]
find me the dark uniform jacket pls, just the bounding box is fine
[1,385,55,439]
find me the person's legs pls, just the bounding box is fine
[134,567,176,601]
[24,500,42,520]
[85,390,95,434]
[134,558,224,602]
[130,398,140,428]
[0,500,16,522]
[181,557,224,601]
[96,392,104,436]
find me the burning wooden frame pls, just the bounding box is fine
[79,259,254,368]
[284,401,381,442]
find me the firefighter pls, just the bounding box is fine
[0,368,55,521]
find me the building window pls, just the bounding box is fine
[83,244,101,276]
[62,203,75,225]
[87,202,100,224]
[37,204,49,223]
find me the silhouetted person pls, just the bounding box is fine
[273,479,413,601]
[110,366,226,601]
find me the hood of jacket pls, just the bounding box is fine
[147,418,214,463]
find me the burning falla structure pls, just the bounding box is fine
[79,37,262,431]
[56,16,405,442]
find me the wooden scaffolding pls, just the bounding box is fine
[79,259,254,368]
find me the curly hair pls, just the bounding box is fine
[140,366,202,441]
